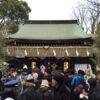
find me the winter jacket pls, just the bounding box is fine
[53,85,71,100]
[71,74,87,90]
[96,80,100,92]
[38,87,53,100]
[88,89,100,100]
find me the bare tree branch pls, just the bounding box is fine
[72,0,100,33]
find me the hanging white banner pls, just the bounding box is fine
[65,48,69,56]
[86,48,90,56]
[76,48,79,56]
[53,49,56,56]
[7,48,10,55]
[37,48,39,56]
[24,49,28,56]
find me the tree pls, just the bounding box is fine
[0,0,31,34]
[73,0,100,34]
[87,0,100,34]
[0,0,31,60]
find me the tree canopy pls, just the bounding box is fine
[0,0,31,34]
[0,0,31,59]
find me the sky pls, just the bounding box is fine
[23,0,85,20]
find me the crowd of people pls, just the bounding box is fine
[0,62,100,100]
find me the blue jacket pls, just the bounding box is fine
[71,74,87,89]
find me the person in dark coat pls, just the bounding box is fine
[37,79,53,100]
[2,79,20,100]
[64,69,75,88]
[88,78,100,100]
[17,87,43,100]
[96,71,100,90]
[52,71,71,100]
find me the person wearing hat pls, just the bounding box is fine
[2,79,20,100]
[52,71,71,100]
[37,79,53,100]
[40,79,49,88]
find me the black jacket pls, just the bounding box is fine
[38,87,53,100]
[53,85,71,100]
[88,91,100,100]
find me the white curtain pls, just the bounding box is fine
[74,64,91,72]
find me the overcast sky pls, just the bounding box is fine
[23,0,85,20]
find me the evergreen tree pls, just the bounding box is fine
[0,0,31,59]
[0,0,31,34]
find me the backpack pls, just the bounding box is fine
[74,84,84,94]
